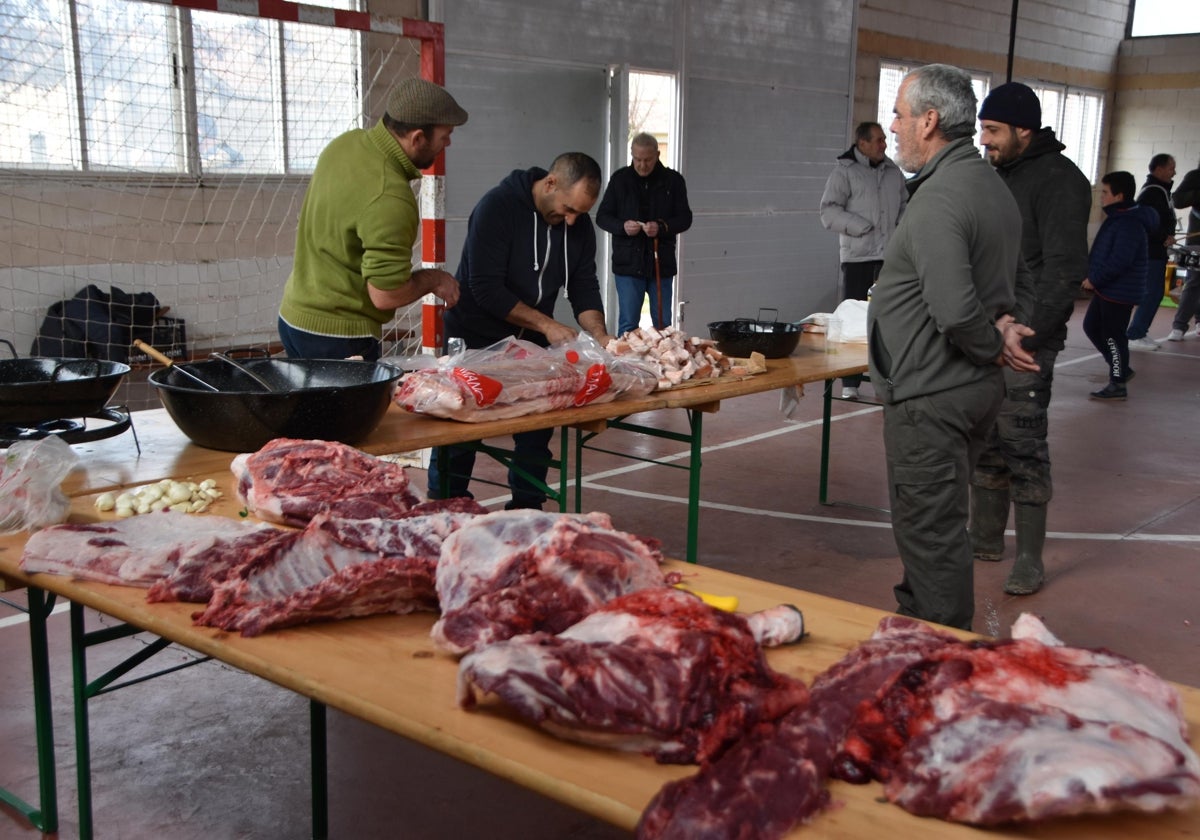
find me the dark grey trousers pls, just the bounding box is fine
[884,374,1005,630]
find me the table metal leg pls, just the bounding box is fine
[0,587,59,834]
[819,377,833,505]
[685,410,703,565]
[310,700,328,840]
[70,602,95,840]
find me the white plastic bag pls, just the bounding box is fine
[0,435,79,534]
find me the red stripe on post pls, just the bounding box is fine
[257,0,299,21]
[333,9,371,31]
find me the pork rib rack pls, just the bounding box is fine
[432,510,665,655]
[195,504,483,636]
[458,587,807,765]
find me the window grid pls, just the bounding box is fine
[0,0,362,176]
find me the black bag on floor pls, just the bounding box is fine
[31,285,162,363]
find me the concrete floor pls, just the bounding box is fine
[2,299,1198,838]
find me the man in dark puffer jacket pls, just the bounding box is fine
[970,82,1093,598]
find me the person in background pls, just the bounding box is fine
[969,82,1092,597]
[595,133,693,336]
[869,63,1037,631]
[278,78,467,361]
[1167,157,1200,341]
[1127,153,1177,350]
[1082,171,1159,401]
[430,152,614,510]
[819,121,907,399]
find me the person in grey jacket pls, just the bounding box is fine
[869,64,1037,631]
[969,82,1092,598]
[820,121,907,397]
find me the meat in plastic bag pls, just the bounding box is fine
[395,334,657,422]
[0,435,80,534]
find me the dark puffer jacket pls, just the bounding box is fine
[1088,200,1161,305]
[595,160,692,279]
[991,128,1092,352]
[1137,174,1175,260]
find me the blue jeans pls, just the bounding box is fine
[278,317,381,361]
[1126,258,1167,340]
[427,426,555,509]
[615,274,673,335]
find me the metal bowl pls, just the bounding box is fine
[708,319,801,359]
[149,358,402,452]
[0,358,130,425]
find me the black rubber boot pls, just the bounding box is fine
[1004,503,1047,595]
[969,486,1009,561]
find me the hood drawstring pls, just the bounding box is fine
[562,223,569,295]
[532,211,539,271]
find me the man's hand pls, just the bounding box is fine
[642,220,660,238]
[417,268,460,307]
[995,314,1039,372]
[542,321,579,346]
[623,220,642,236]
[1081,278,1095,292]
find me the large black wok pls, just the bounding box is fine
[0,357,130,425]
[708,310,802,359]
[149,358,403,452]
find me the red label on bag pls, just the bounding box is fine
[451,368,503,407]
[574,363,612,405]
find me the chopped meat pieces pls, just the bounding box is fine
[457,587,808,764]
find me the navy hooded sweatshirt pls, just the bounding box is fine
[1088,199,1161,305]
[445,167,604,348]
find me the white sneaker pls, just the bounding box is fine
[1128,337,1161,351]
[1193,324,1200,338]
[841,387,859,399]
[1167,329,1185,341]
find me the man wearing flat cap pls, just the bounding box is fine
[970,81,1091,598]
[279,78,468,360]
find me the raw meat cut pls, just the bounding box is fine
[432,510,666,655]
[834,613,1200,824]
[231,438,421,527]
[637,615,956,839]
[195,506,482,636]
[640,613,1200,839]
[457,587,808,764]
[146,526,290,604]
[19,510,275,587]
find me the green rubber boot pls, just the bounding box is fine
[1004,503,1047,595]
[969,486,1009,561]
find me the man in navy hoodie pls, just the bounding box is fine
[432,152,613,508]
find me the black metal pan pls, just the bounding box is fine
[0,355,130,425]
[147,356,403,452]
[708,308,802,359]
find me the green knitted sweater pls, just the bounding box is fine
[280,121,421,338]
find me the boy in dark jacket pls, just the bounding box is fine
[1083,171,1162,400]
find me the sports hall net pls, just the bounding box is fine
[0,0,430,365]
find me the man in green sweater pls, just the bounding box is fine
[278,78,468,360]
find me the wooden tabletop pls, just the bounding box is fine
[1,483,1197,838]
[60,336,868,498]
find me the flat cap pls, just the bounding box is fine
[386,78,468,127]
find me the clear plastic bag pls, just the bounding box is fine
[0,435,80,534]
[394,334,657,422]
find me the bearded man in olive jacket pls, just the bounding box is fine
[971,82,1093,598]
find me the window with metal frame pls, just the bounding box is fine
[0,0,361,175]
